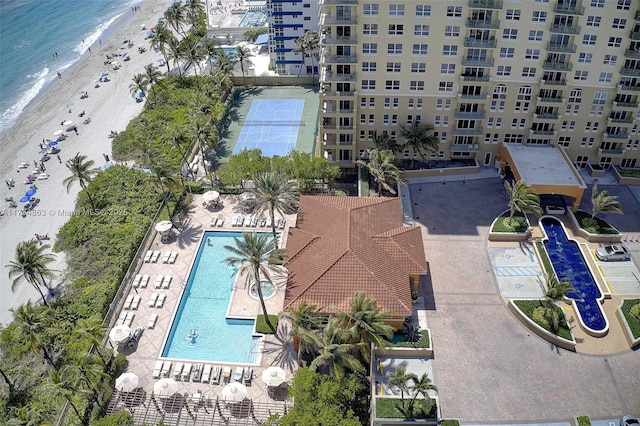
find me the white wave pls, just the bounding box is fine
[72,13,122,55]
[0,66,50,132]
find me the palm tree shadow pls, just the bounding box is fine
[174,224,203,249]
[261,324,298,372]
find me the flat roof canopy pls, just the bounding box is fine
[498,143,587,211]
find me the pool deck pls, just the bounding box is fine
[110,193,297,411]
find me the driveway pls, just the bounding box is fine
[410,178,640,422]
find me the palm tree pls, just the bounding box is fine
[73,352,110,397]
[143,63,163,104]
[149,24,174,74]
[503,179,542,226]
[6,239,56,307]
[387,365,411,404]
[280,302,323,360]
[184,0,205,28]
[74,316,109,365]
[235,45,254,85]
[334,291,393,364]
[63,153,100,210]
[303,31,320,85]
[399,122,439,168]
[148,158,181,217]
[356,149,406,196]
[224,232,278,333]
[190,118,215,182]
[164,3,188,39]
[129,73,148,99]
[589,183,622,227]
[213,49,236,75]
[182,38,204,77]
[407,372,438,414]
[250,172,299,249]
[48,367,82,420]
[10,302,56,367]
[308,318,361,380]
[373,131,402,155]
[542,272,574,332]
[201,36,221,75]
[167,37,185,76]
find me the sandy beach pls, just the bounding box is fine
[0,0,174,326]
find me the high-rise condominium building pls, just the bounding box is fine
[317,0,640,175]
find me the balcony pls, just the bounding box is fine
[319,14,357,25]
[617,84,640,91]
[608,117,634,124]
[321,90,357,97]
[468,0,503,8]
[529,129,557,135]
[630,30,640,41]
[612,100,639,108]
[533,113,560,120]
[458,93,488,100]
[450,143,480,152]
[620,67,640,77]
[540,79,567,86]
[546,42,576,53]
[462,57,494,67]
[553,3,584,15]
[625,49,640,59]
[460,74,491,82]
[636,10,640,21]
[537,96,565,103]
[550,24,581,34]
[322,108,354,114]
[466,18,500,29]
[453,127,483,135]
[321,36,357,45]
[455,111,486,119]
[322,124,354,130]
[602,132,629,139]
[319,0,357,4]
[463,37,497,48]
[543,61,572,71]
[598,148,626,156]
[322,54,357,63]
[321,71,356,82]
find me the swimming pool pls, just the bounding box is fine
[540,217,609,336]
[161,231,261,363]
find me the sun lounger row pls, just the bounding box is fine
[132,274,149,288]
[147,313,158,329]
[123,294,141,310]
[117,311,135,327]
[147,292,166,308]
[162,251,178,264]
[231,215,245,227]
[152,360,173,379]
[211,213,225,227]
[144,250,161,263]
[154,275,173,289]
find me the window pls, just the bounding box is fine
[442,45,457,56]
[368,114,375,124]
[525,49,540,60]
[384,97,391,108]
[505,9,521,21]
[511,118,518,129]
[385,80,400,90]
[414,25,430,36]
[386,62,401,72]
[417,99,423,109]
[304,16,310,21]
[411,62,426,73]
[617,0,631,10]
[503,29,518,40]
[436,99,443,109]
[608,37,622,48]
[361,80,376,90]
[387,43,402,54]
[578,53,593,64]
[593,91,607,104]
[361,62,376,72]
[363,4,378,15]
[574,70,589,80]
[603,55,617,66]
[558,136,571,147]
[583,35,597,46]
[599,72,613,82]
[590,0,605,7]
[389,4,404,16]
[383,114,390,125]
[369,98,375,107]
[391,114,398,124]
[440,64,455,74]
[522,67,536,77]
[528,30,543,41]
[410,81,424,91]
[362,43,377,54]
[439,82,454,92]
[388,24,404,35]
[516,86,532,112]
[444,26,460,37]
[434,115,441,126]
[363,24,378,35]
[586,16,601,27]
[496,65,512,76]
[499,47,515,58]
[446,6,462,17]
[415,5,431,16]
[496,117,503,127]
[413,44,428,55]
[612,18,626,29]
[532,11,547,22]
[359,114,366,124]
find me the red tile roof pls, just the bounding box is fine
[284,196,427,316]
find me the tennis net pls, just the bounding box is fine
[240,120,305,126]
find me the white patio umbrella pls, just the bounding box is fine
[109,324,131,345]
[261,366,286,387]
[155,220,173,235]
[222,382,247,402]
[53,130,64,137]
[203,190,220,202]
[115,372,139,392]
[153,378,179,397]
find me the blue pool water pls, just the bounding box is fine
[162,231,261,363]
[541,218,607,332]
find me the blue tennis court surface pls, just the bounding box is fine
[233,99,304,156]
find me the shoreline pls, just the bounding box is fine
[0,0,174,326]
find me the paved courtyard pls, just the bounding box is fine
[410,176,640,422]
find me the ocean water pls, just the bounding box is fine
[0,0,140,132]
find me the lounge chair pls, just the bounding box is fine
[162,275,172,289]
[249,216,258,227]
[152,361,164,379]
[155,293,166,308]
[231,215,239,227]
[132,274,143,287]
[162,251,171,263]
[150,250,161,263]
[168,251,178,264]
[154,276,163,289]
[221,366,232,384]
[147,313,158,329]
[147,292,159,308]
[182,363,192,381]
[259,216,267,227]
[217,213,224,227]
[265,217,272,228]
[124,295,133,310]
[131,295,141,310]
[161,361,172,378]
[233,366,244,382]
[143,250,153,262]
[243,367,253,385]
[237,215,245,226]
[201,364,212,383]
[192,363,204,382]
[211,366,222,384]
[173,362,184,380]
[140,274,150,288]
[124,312,135,327]
[117,311,127,325]
[277,217,286,229]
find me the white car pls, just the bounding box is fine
[595,244,631,261]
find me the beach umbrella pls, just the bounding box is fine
[53,130,63,137]
[153,378,179,397]
[25,188,37,197]
[155,220,173,235]
[47,141,58,147]
[203,190,220,203]
[261,366,286,387]
[101,72,109,78]
[115,372,139,392]
[109,324,131,345]
[222,382,247,402]
[20,195,31,203]
[102,162,113,170]
[39,149,49,155]
[62,120,74,127]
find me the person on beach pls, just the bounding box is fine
[57,154,62,163]
[73,126,78,135]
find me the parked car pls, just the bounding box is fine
[596,244,631,261]
[620,415,639,426]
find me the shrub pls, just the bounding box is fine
[630,303,640,321]
[375,397,437,419]
[621,299,640,338]
[441,420,461,426]
[577,415,591,426]
[532,306,550,329]
[90,411,134,426]
[256,314,279,334]
[184,181,204,194]
[535,242,554,277]
[492,211,528,233]
[619,169,640,178]
[393,330,430,348]
[514,300,572,340]
[574,211,619,234]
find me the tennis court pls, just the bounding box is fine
[233,99,305,156]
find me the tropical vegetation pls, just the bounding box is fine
[513,300,573,340]
[541,273,574,333]
[503,179,542,225]
[573,211,619,235]
[6,240,56,307]
[399,122,439,168]
[356,149,406,196]
[491,211,529,233]
[587,184,622,227]
[249,172,299,247]
[621,299,640,338]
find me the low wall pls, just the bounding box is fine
[612,167,640,186]
[566,210,622,243]
[508,300,576,351]
[371,396,440,426]
[230,75,315,86]
[587,163,605,177]
[616,302,640,349]
[404,161,480,179]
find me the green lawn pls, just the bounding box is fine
[491,212,528,233]
[573,211,619,234]
[375,397,437,419]
[621,299,640,338]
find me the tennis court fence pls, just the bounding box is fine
[240,120,305,126]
